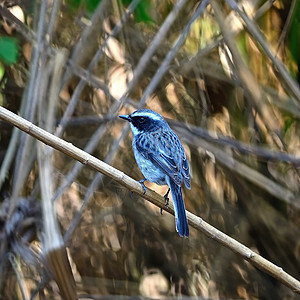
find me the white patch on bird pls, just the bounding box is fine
[132,110,162,121]
[130,123,140,136]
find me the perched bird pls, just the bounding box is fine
[119,109,191,237]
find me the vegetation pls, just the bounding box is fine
[0,0,299,299]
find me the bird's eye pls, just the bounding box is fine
[139,117,146,123]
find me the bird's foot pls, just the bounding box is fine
[139,179,147,194]
[131,178,147,198]
[160,188,170,215]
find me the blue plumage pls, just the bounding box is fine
[119,109,191,237]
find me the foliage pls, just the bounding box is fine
[288,1,300,79]
[66,0,154,22]
[0,36,19,65]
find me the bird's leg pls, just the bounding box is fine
[138,179,147,194]
[160,188,170,215]
[131,178,147,198]
[164,188,170,204]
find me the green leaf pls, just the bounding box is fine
[0,61,4,81]
[85,0,101,13]
[0,37,20,65]
[0,61,4,106]
[66,0,153,22]
[236,32,249,66]
[66,0,81,10]
[65,0,101,13]
[288,2,300,62]
[122,0,154,23]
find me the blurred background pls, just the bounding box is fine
[0,0,300,299]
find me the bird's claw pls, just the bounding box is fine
[139,179,147,195]
[130,179,147,198]
[160,188,170,215]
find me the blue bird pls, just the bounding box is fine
[119,109,191,237]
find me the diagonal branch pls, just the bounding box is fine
[0,106,299,294]
[225,0,300,103]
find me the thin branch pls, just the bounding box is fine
[173,124,299,209]
[55,0,141,137]
[63,115,300,165]
[63,172,103,244]
[46,0,61,43]
[37,141,77,299]
[65,0,110,74]
[211,0,279,133]
[178,0,274,76]
[70,64,119,102]
[8,253,30,300]
[10,0,49,218]
[225,0,300,103]
[0,5,36,41]
[275,0,296,55]
[136,0,210,107]
[119,0,189,103]
[168,120,300,165]
[0,106,300,294]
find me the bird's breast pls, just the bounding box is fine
[132,141,167,186]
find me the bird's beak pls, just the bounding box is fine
[119,114,131,122]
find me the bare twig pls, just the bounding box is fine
[173,124,299,209]
[275,0,296,55]
[56,0,141,137]
[46,0,61,43]
[169,120,300,165]
[0,5,36,41]
[8,253,30,300]
[119,0,189,103]
[10,0,49,218]
[63,171,103,244]
[0,106,300,294]
[36,49,77,299]
[137,0,210,108]
[225,0,300,103]
[37,141,77,300]
[211,0,280,133]
[65,0,110,73]
[179,0,274,76]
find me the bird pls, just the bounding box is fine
[119,109,191,237]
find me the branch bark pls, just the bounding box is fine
[0,106,299,294]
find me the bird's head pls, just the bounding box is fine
[119,109,168,135]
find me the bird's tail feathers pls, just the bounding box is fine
[169,180,189,237]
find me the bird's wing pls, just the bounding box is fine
[136,130,190,187]
[182,154,191,189]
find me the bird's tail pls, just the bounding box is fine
[169,180,189,237]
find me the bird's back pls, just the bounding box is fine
[134,128,190,189]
